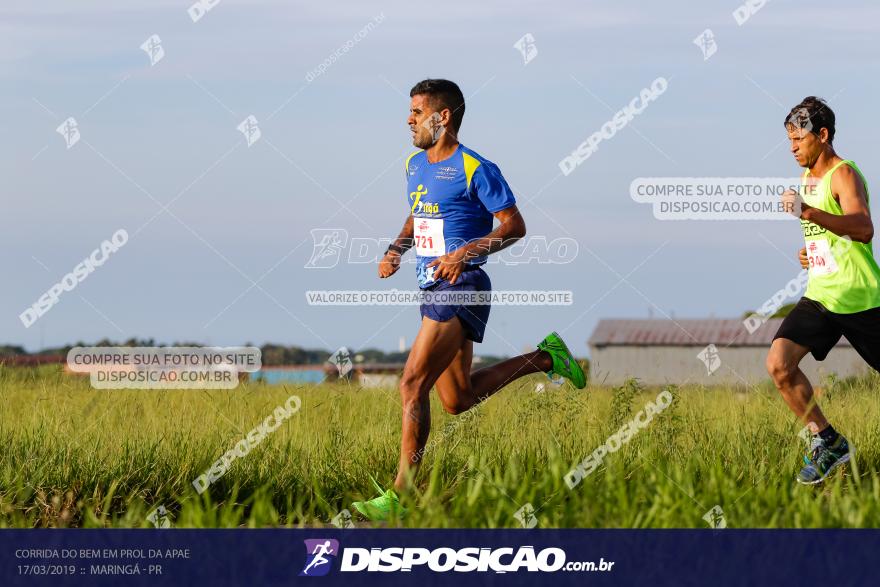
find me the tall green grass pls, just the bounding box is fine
[2,365,880,528]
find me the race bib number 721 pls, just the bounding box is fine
[415,218,445,256]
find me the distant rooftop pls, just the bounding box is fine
[588,318,852,347]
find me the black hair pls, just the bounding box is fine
[409,79,465,132]
[785,96,835,143]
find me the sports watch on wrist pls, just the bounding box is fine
[386,243,405,256]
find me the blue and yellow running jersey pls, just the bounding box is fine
[405,145,516,288]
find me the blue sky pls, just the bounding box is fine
[3,0,879,357]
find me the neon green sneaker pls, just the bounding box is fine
[537,331,586,389]
[351,477,407,521]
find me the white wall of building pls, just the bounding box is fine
[589,345,869,386]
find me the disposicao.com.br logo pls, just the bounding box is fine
[299,539,614,575]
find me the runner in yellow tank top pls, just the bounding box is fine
[767,97,879,485]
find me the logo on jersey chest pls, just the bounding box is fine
[801,219,826,237]
[409,184,428,213]
[414,201,440,215]
[434,166,459,181]
[409,184,441,215]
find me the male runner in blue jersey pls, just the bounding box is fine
[352,79,585,520]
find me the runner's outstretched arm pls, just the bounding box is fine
[378,215,414,278]
[427,205,526,284]
[800,166,874,243]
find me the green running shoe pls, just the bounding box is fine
[537,331,586,389]
[351,477,407,521]
[797,435,851,485]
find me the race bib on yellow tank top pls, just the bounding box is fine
[806,238,839,276]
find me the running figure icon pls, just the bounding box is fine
[301,540,337,576]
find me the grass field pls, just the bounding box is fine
[3,365,880,528]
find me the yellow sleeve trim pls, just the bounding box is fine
[462,152,481,190]
[405,150,422,175]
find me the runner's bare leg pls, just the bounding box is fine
[396,316,554,489]
[395,317,467,489]
[766,337,830,432]
[434,339,551,415]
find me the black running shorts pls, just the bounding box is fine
[773,297,880,369]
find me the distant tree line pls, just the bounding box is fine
[0,340,511,367]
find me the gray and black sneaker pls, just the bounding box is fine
[796,435,851,485]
